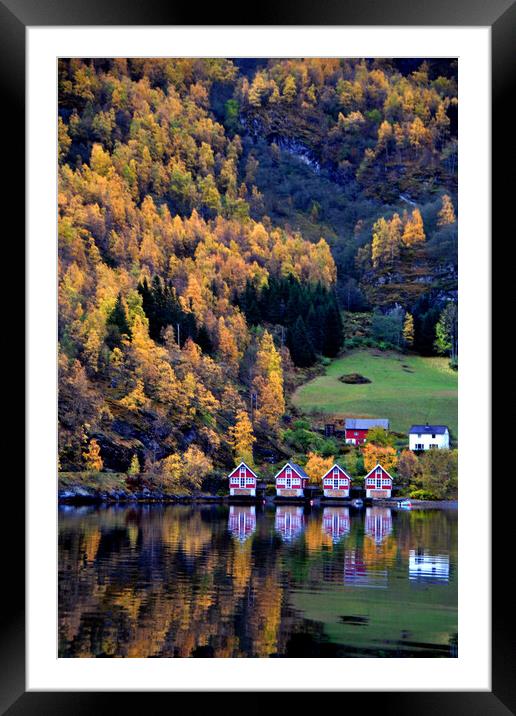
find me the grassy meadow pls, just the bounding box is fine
[292,350,458,438]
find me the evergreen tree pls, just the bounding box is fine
[287,316,316,367]
[323,301,344,357]
[106,293,131,349]
[196,325,214,355]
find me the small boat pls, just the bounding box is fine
[397,499,412,509]
[351,498,363,508]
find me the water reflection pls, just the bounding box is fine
[59,504,457,658]
[364,507,393,544]
[275,505,305,542]
[322,507,350,543]
[409,550,450,583]
[344,550,388,589]
[228,505,256,542]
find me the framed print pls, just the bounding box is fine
[2,0,513,710]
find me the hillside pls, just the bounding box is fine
[57,58,458,481]
[292,350,458,438]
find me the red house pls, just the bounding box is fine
[344,418,389,445]
[321,463,352,498]
[274,462,309,498]
[228,461,258,497]
[364,464,394,499]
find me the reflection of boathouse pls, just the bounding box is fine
[322,507,350,543]
[409,550,450,582]
[365,507,393,544]
[228,505,256,542]
[344,550,388,589]
[275,505,305,542]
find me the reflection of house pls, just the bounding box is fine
[321,464,351,498]
[364,464,393,499]
[228,461,258,497]
[344,550,388,589]
[275,505,305,542]
[322,507,350,543]
[409,550,450,582]
[228,505,256,542]
[409,424,450,451]
[274,462,309,498]
[345,418,389,445]
[365,507,393,544]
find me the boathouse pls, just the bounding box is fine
[227,461,258,497]
[344,418,389,445]
[274,461,309,498]
[321,463,352,498]
[364,463,394,499]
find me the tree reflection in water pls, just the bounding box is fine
[59,504,457,658]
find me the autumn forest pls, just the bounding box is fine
[58,58,458,489]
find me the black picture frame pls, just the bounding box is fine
[3,0,511,711]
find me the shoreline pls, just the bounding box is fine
[58,487,457,509]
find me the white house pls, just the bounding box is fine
[408,424,450,451]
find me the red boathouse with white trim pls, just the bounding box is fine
[274,462,309,498]
[364,463,394,499]
[228,461,258,497]
[321,463,352,498]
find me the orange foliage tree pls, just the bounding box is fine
[362,443,398,473]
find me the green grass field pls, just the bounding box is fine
[292,350,458,438]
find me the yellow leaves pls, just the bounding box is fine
[437,194,456,227]
[403,312,415,346]
[255,330,282,376]
[253,330,285,432]
[82,438,103,471]
[402,208,425,246]
[180,274,206,320]
[139,230,164,275]
[153,361,182,405]
[58,116,71,163]
[217,316,241,370]
[160,445,213,493]
[128,453,141,475]
[362,443,398,473]
[228,410,256,465]
[304,452,334,483]
[90,143,113,177]
[408,116,429,148]
[119,378,149,411]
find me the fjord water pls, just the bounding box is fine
[59,504,457,658]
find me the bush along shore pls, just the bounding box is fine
[58,472,228,504]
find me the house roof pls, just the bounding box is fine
[409,425,449,435]
[227,461,258,479]
[345,418,389,430]
[364,463,394,481]
[274,461,309,480]
[321,463,352,481]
